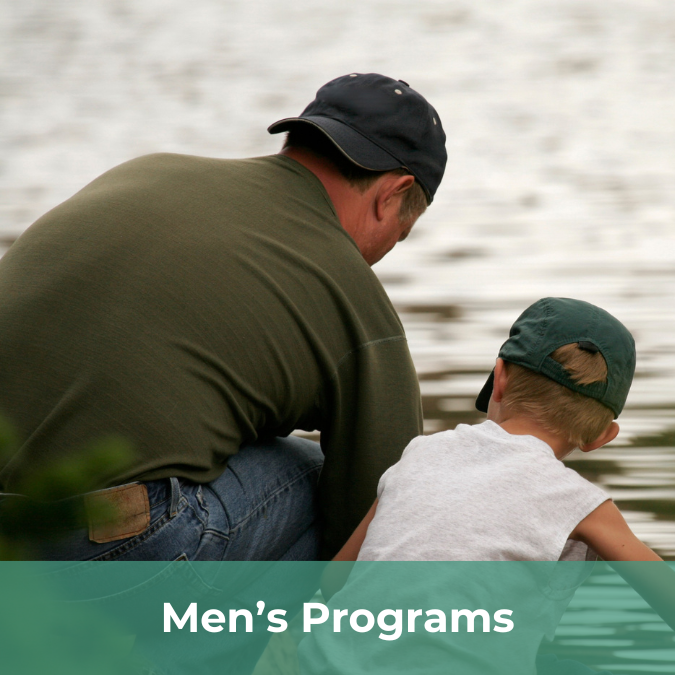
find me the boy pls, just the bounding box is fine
[299,298,674,675]
[334,297,661,566]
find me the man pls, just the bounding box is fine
[0,73,446,562]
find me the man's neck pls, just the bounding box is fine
[498,417,574,459]
[278,147,370,243]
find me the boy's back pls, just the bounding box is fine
[358,420,607,562]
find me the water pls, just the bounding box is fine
[2,0,675,561]
[540,565,675,674]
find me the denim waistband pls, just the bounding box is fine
[0,477,182,523]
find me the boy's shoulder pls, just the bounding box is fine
[398,421,526,468]
[404,419,534,452]
[400,421,595,487]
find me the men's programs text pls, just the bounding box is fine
[164,602,514,641]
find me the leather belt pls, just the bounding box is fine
[0,481,152,544]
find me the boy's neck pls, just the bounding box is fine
[497,417,573,459]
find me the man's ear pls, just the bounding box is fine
[374,174,415,222]
[491,358,509,404]
[579,421,620,453]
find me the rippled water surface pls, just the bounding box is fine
[2,0,675,567]
[540,565,675,674]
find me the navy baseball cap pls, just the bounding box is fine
[268,73,447,203]
[475,298,636,417]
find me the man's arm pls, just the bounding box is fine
[318,337,422,559]
[571,500,675,631]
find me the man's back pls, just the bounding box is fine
[0,152,422,553]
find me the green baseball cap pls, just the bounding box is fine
[475,297,636,417]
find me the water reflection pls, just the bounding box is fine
[540,566,675,673]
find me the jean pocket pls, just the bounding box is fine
[91,495,203,562]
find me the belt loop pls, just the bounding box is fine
[169,477,181,518]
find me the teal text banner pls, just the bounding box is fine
[1,561,673,675]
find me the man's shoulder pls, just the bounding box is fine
[108,152,270,175]
[117,152,309,175]
[79,153,327,210]
[98,152,291,179]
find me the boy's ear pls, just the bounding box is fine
[579,421,620,453]
[491,358,509,403]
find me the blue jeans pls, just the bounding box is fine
[25,436,325,675]
[37,435,324,562]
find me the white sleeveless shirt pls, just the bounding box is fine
[358,420,609,562]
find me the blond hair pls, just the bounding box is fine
[501,343,614,447]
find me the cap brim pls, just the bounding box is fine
[268,116,403,173]
[475,369,495,413]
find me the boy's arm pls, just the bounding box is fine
[571,500,662,562]
[333,499,378,561]
[571,500,675,631]
[321,500,378,602]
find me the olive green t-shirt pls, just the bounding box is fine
[0,153,422,556]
